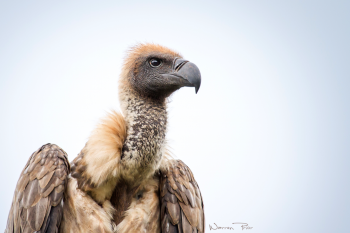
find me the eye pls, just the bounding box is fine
[149,58,162,67]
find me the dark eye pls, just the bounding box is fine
[149,58,162,67]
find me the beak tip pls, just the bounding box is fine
[174,60,201,95]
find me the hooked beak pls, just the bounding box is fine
[162,58,202,94]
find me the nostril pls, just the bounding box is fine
[175,61,188,72]
[173,58,189,71]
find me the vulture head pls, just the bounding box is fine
[119,44,201,101]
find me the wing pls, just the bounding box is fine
[160,160,205,233]
[5,143,70,233]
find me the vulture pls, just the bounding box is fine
[5,44,204,233]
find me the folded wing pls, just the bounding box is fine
[160,160,205,233]
[5,143,70,233]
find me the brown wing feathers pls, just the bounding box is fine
[160,160,205,233]
[5,143,70,233]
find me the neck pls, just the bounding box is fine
[119,89,167,182]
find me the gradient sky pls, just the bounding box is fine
[0,1,349,232]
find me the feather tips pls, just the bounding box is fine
[5,144,69,233]
[160,160,205,233]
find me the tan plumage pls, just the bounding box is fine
[70,111,126,203]
[5,43,204,233]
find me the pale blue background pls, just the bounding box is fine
[1,1,349,232]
